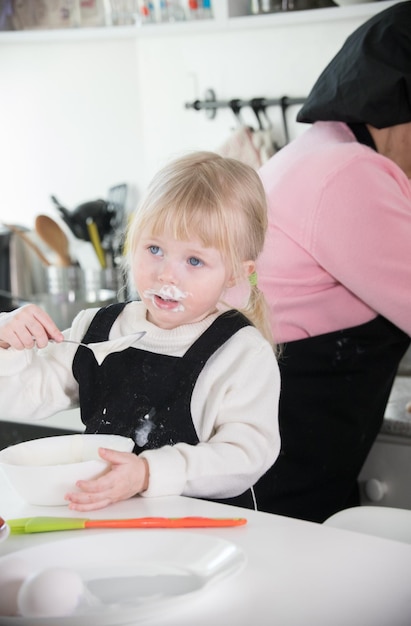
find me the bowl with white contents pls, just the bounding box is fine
[333,0,374,5]
[0,434,134,506]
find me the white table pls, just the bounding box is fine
[1,473,411,626]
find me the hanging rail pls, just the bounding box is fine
[184,88,306,120]
[184,89,306,144]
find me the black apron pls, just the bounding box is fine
[72,303,256,509]
[254,315,410,523]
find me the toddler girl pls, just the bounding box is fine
[0,151,280,511]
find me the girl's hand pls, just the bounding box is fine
[0,304,63,350]
[65,449,149,512]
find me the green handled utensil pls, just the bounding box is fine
[7,516,248,534]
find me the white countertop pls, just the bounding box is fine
[1,473,411,626]
[1,408,83,432]
[382,376,411,438]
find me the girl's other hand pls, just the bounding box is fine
[65,449,149,512]
[0,304,63,350]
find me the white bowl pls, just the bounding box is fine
[0,434,134,506]
[333,0,374,5]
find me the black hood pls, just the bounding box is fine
[297,1,411,128]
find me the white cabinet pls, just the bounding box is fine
[359,376,411,511]
[359,434,411,510]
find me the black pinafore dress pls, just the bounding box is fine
[72,303,255,509]
[254,315,410,522]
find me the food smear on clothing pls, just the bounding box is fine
[17,567,98,617]
[143,285,190,312]
[99,407,112,427]
[134,408,156,447]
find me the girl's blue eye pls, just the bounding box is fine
[149,245,162,256]
[188,257,203,267]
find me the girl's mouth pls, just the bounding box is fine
[143,286,189,312]
[153,294,184,311]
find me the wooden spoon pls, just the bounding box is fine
[35,215,72,267]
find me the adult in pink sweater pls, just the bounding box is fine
[253,1,411,523]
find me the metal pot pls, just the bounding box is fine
[0,226,47,309]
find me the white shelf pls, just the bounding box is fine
[0,0,400,43]
[227,1,399,28]
[0,16,220,43]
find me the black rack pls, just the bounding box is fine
[184,89,306,143]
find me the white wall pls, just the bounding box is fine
[0,11,374,227]
[0,37,142,222]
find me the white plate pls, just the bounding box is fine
[0,531,246,625]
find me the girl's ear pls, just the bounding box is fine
[226,260,255,288]
[244,260,256,283]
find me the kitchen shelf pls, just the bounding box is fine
[0,0,400,43]
[227,0,399,28]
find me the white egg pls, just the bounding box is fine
[0,556,33,616]
[17,567,86,617]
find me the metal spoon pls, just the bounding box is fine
[49,331,146,362]
[56,339,101,350]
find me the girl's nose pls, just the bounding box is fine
[158,261,178,284]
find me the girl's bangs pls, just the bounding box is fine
[148,197,230,254]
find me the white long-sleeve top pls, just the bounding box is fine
[0,302,281,499]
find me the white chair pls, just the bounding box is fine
[323,506,411,544]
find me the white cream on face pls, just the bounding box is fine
[143,285,190,313]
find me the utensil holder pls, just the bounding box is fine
[26,266,127,329]
[46,266,124,296]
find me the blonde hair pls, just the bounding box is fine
[126,151,274,347]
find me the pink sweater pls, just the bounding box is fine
[257,121,411,343]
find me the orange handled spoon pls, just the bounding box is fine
[8,516,248,534]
